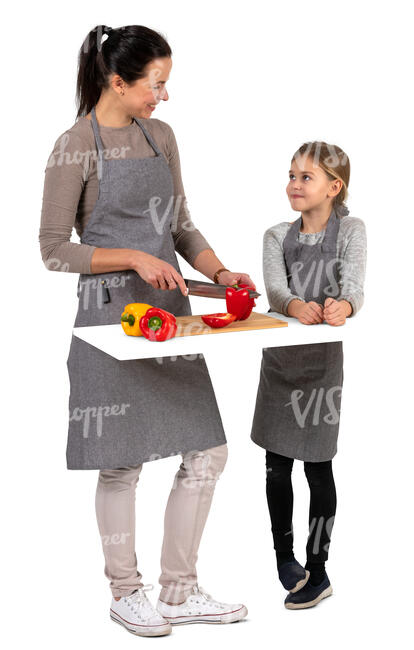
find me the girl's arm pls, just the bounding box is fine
[335,217,367,316]
[263,226,306,315]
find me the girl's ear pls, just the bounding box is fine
[328,178,343,199]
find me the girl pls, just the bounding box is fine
[39,24,252,636]
[250,141,367,609]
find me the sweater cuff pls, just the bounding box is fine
[337,295,356,317]
[185,245,214,268]
[282,295,305,316]
[85,245,98,274]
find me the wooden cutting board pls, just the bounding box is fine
[174,311,287,337]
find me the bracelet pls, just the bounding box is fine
[213,267,230,284]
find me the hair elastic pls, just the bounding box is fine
[100,27,113,45]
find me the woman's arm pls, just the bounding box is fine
[39,131,98,273]
[163,123,255,287]
[39,128,189,294]
[164,123,215,267]
[39,130,140,275]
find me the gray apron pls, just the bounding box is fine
[250,207,344,462]
[66,106,226,470]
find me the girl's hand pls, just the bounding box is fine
[323,298,351,326]
[217,270,256,290]
[132,250,188,296]
[295,300,324,325]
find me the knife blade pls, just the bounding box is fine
[183,278,260,299]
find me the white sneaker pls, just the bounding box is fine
[110,584,172,636]
[157,584,248,625]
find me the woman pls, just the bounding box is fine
[250,141,367,609]
[39,24,252,637]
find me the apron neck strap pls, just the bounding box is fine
[90,107,163,158]
[288,206,339,245]
[133,117,162,156]
[321,206,340,250]
[90,106,105,155]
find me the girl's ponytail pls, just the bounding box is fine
[75,24,172,119]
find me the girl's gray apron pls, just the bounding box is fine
[66,106,226,470]
[250,207,344,462]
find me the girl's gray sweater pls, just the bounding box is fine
[263,216,367,316]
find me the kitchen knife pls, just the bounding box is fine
[183,278,260,299]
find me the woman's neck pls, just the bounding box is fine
[86,94,134,128]
[299,205,334,233]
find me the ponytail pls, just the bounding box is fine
[75,24,172,118]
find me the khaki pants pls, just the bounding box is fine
[95,443,228,604]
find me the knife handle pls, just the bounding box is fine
[101,279,111,304]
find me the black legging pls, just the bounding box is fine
[265,450,337,571]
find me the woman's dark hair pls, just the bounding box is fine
[76,24,172,118]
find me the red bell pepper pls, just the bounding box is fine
[225,283,256,321]
[139,307,177,342]
[201,312,238,328]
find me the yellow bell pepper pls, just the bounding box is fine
[121,303,153,336]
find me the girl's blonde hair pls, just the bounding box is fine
[292,141,351,215]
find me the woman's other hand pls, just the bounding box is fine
[217,270,256,290]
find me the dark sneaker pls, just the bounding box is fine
[278,559,310,593]
[284,573,332,609]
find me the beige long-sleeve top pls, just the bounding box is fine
[39,115,214,274]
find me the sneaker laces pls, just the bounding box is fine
[192,584,211,599]
[126,584,155,614]
[192,584,223,603]
[190,584,228,610]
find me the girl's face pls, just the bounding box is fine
[286,154,342,212]
[117,57,172,119]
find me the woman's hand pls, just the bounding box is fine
[132,250,188,296]
[288,299,324,324]
[217,270,257,290]
[323,298,351,326]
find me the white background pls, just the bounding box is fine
[2,1,412,647]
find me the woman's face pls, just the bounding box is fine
[120,57,172,119]
[286,155,342,212]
